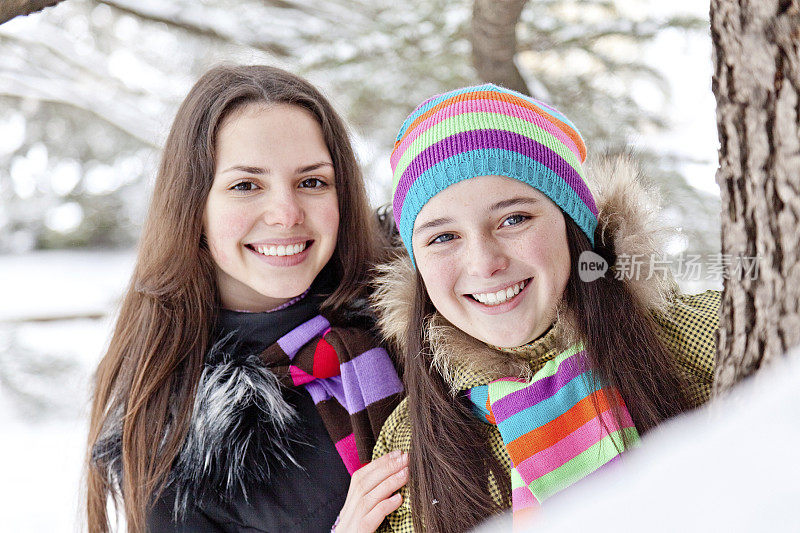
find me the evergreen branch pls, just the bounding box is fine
[94,0,291,57]
[0,86,159,148]
[0,32,155,101]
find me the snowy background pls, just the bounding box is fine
[534,350,800,532]
[0,251,133,531]
[475,349,800,533]
[0,0,734,531]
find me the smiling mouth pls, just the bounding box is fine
[246,240,311,257]
[468,279,529,306]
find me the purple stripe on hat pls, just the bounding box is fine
[491,351,588,424]
[277,315,330,360]
[339,347,404,414]
[400,129,583,204]
[394,130,595,221]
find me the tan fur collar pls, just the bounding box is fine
[372,154,677,392]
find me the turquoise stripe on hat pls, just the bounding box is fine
[399,148,597,264]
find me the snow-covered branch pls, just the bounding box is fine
[0,0,66,25]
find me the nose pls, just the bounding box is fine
[465,237,508,278]
[263,189,304,228]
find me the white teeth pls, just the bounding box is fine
[472,280,526,306]
[253,242,307,257]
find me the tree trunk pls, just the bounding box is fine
[711,0,800,395]
[0,0,66,25]
[471,0,530,95]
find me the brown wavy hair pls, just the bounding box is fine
[403,216,690,533]
[85,64,382,533]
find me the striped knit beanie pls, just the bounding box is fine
[390,83,598,262]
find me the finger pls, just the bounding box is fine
[349,451,408,496]
[361,493,403,532]
[363,466,408,510]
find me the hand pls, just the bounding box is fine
[334,450,409,532]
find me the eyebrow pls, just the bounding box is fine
[222,165,267,175]
[489,196,539,211]
[297,161,334,174]
[221,161,334,175]
[415,216,455,234]
[415,196,540,234]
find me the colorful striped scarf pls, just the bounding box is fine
[467,344,639,523]
[262,315,404,473]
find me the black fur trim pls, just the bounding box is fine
[170,347,303,517]
[91,334,306,519]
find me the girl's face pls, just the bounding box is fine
[412,175,571,348]
[204,103,339,312]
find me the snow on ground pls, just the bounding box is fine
[476,350,800,533]
[0,250,135,323]
[0,417,90,532]
[0,250,135,532]
[531,350,800,533]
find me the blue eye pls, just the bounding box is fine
[431,233,456,244]
[502,214,528,226]
[300,177,327,189]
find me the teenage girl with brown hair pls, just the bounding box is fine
[86,64,408,533]
[372,84,719,532]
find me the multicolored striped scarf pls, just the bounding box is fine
[467,344,639,523]
[262,315,403,474]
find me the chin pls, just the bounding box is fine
[471,328,531,349]
[259,276,312,295]
[491,337,531,349]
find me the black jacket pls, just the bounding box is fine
[147,385,349,532]
[96,295,352,532]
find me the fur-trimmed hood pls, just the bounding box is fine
[371,154,677,389]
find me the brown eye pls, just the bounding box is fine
[230,181,257,191]
[299,177,327,189]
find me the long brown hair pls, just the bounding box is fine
[404,216,689,533]
[85,64,381,533]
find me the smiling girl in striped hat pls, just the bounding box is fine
[371,84,720,533]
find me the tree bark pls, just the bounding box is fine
[471,0,530,95]
[0,0,66,25]
[711,0,800,395]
